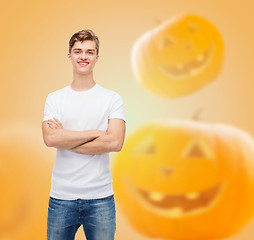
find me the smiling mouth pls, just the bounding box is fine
[78,62,89,67]
[159,44,213,79]
[124,177,224,218]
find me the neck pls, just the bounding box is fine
[71,71,96,91]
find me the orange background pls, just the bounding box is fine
[1,0,254,239]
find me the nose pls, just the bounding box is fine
[159,166,174,177]
[80,52,88,59]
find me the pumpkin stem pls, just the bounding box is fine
[192,108,203,121]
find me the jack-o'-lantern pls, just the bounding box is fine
[0,123,53,239]
[112,120,254,240]
[131,14,224,98]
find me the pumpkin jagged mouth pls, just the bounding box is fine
[125,177,224,218]
[159,43,213,79]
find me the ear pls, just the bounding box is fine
[67,53,71,61]
[95,55,99,62]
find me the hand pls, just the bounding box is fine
[47,118,63,129]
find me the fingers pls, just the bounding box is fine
[53,117,60,123]
[47,119,57,124]
[48,124,55,129]
[54,118,63,127]
[47,120,57,129]
[47,118,63,129]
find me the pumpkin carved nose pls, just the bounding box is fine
[159,166,174,177]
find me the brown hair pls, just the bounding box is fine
[69,29,100,55]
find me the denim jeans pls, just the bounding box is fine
[47,194,116,240]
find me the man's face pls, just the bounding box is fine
[67,40,99,75]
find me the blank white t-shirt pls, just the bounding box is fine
[42,83,126,200]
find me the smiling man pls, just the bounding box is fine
[42,29,126,240]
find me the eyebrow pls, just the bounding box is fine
[73,48,95,51]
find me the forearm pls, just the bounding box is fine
[48,128,101,150]
[69,133,120,155]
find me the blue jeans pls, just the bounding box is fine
[47,194,116,240]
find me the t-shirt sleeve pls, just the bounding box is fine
[108,93,126,123]
[42,93,59,123]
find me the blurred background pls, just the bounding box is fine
[1,0,254,239]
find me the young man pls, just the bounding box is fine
[42,29,126,240]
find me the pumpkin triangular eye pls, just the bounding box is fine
[133,134,156,155]
[164,37,175,47]
[188,22,200,33]
[182,137,214,159]
[186,143,205,158]
[157,36,175,50]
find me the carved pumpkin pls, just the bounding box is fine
[131,14,224,98]
[112,120,254,240]
[0,124,53,239]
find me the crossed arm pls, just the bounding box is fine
[42,117,126,154]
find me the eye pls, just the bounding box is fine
[185,142,206,158]
[164,37,175,46]
[182,137,214,159]
[162,36,175,49]
[133,134,156,155]
[188,22,200,33]
[157,36,175,50]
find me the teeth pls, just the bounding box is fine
[149,192,165,202]
[186,192,199,200]
[190,68,199,75]
[167,207,184,217]
[196,54,204,62]
[79,62,88,64]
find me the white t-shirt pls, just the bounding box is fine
[42,83,126,200]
